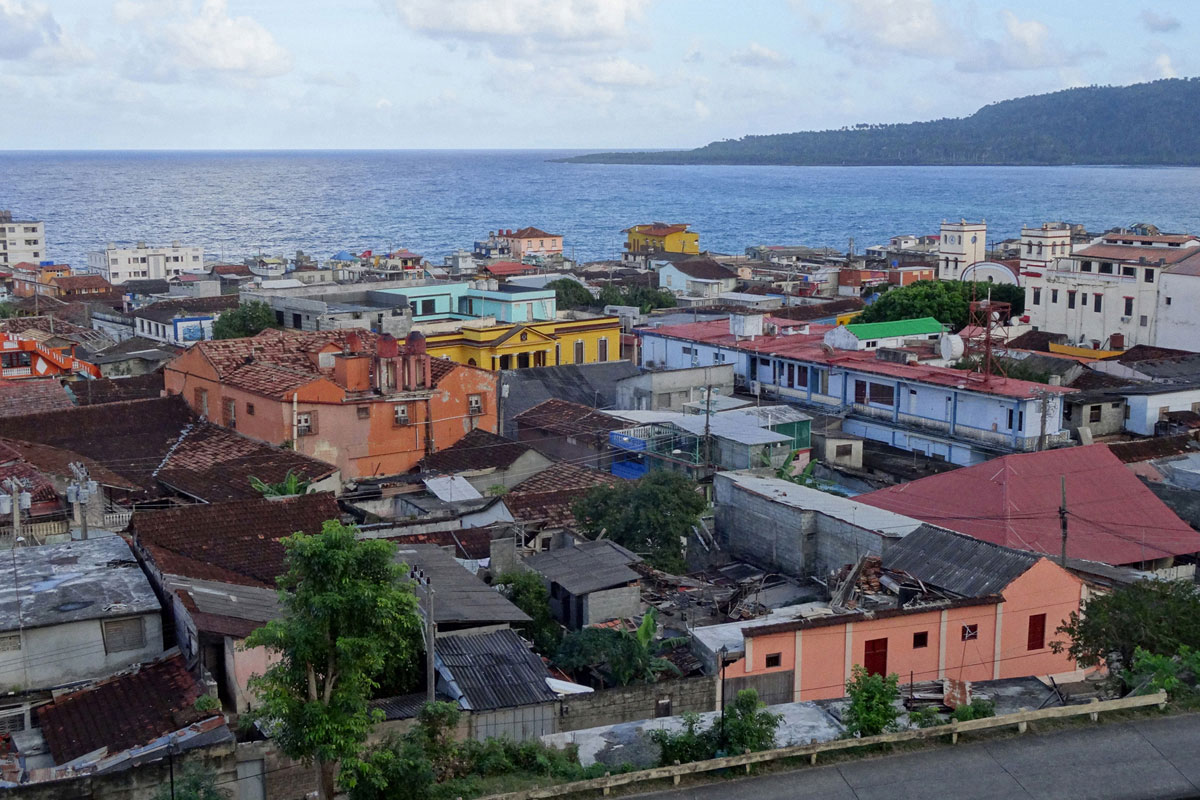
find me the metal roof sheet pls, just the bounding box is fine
[884,524,1039,597]
[394,544,529,626]
[523,539,641,595]
[436,628,557,711]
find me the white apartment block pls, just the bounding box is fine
[1154,252,1200,351]
[87,241,205,284]
[1023,231,1200,350]
[0,211,45,268]
[936,219,987,279]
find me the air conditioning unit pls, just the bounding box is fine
[1120,316,1131,322]
[749,380,761,396]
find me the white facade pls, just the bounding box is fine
[88,242,205,284]
[936,220,987,279]
[1123,387,1200,436]
[0,214,45,268]
[960,260,1020,286]
[657,263,736,297]
[1024,236,1200,349]
[0,614,163,691]
[1154,267,1200,351]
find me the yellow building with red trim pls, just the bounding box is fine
[422,314,622,371]
[624,223,700,256]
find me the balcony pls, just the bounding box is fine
[1,367,31,377]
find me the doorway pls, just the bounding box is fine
[864,637,888,676]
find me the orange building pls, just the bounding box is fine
[0,332,101,380]
[699,526,1084,704]
[11,262,71,298]
[163,328,498,479]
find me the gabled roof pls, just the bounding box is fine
[668,258,736,281]
[154,422,338,502]
[0,378,73,417]
[421,428,536,473]
[507,227,559,239]
[842,317,944,340]
[858,444,1200,566]
[38,652,210,765]
[500,362,640,435]
[437,628,557,711]
[503,463,625,530]
[524,539,641,595]
[131,492,340,587]
[483,261,536,277]
[51,274,113,292]
[393,543,529,627]
[0,436,138,490]
[884,524,1040,597]
[69,372,166,405]
[514,398,625,437]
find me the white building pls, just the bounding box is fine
[936,219,987,279]
[960,223,1075,288]
[1154,251,1200,351]
[656,258,738,298]
[0,211,45,269]
[1024,231,1200,350]
[87,241,205,284]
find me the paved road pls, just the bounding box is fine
[632,714,1200,800]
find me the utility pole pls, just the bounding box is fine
[1036,390,1051,452]
[1,478,30,544]
[1059,476,1068,567]
[410,568,437,703]
[702,383,713,471]
[67,462,97,541]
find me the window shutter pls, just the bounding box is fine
[103,617,146,654]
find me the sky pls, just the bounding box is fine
[0,0,1194,149]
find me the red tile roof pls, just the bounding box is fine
[38,652,209,765]
[857,444,1200,565]
[513,398,625,437]
[503,463,625,530]
[0,378,73,417]
[669,258,736,281]
[644,317,1072,399]
[155,422,338,502]
[421,428,535,473]
[625,223,690,237]
[483,261,537,276]
[210,263,253,276]
[508,227,558,239]
[71,372,166,406]
[50,275,114,292]
[131,492,341,587]
[0,436,138,490]
[1072,244,1197,265]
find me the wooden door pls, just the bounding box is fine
[864,637,888,676]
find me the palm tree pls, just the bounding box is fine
[249,470,311,497]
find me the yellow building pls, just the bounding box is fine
[423,315,622,371]
[624,223,700,256]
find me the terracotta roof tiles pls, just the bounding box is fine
[0,379,73,417]
[421,428,534,473]
[503,463,625,530]
[513,398,625,437]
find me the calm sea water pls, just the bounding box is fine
[2,150,1199,268]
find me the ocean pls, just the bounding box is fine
[2,150,1199,268]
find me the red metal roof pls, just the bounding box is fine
[1073,244,1197,265]
[483,261,536,276]
[857,444,1200,566]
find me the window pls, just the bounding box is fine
[1007,408,1015,429]
[1032,288,1041,306]
[296,411,315,436]
[574,340,585,362]
[1093,294,1102,313]
[0,633,20,651]
[854,380,867,404]
[1145,269,1155,283]
[1140,315,1149,327]
[420,299,435,315]
[357,406,370,420]
[764,652,782,668]
[222,398,236,428]
[1166,297,1173,306]
[468,394,484,416]
[1027,613,1046,651]
[1098,262,1113,274]
[961,624,978,641]
[913,631,928,649]
[193,387,208,417]
[835,444,854,458]
[1124,297,1134,316]
[1051,289,1058,304]
[1089,405,1102,423]
[1080,261,1092,272]
[1067,292,1076,309]
[598,338,609,362]
[393,404,410,425]
[246,402,255,416]
[1122,266,1136,277]
[103,617,146,653]
[868,383,895,406]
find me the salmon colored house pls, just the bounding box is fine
[164,327,498,479]
[699,525,1084,704]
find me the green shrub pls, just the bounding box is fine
[843,665,901,737]
[907,707,943,728]
[950,699,996,722]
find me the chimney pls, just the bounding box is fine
[334,352,371,392]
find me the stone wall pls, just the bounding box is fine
[557,675,717,733]
[583,585,642,626]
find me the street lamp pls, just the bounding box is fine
[717,644,729,750]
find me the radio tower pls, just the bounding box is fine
[965,289,1011,385]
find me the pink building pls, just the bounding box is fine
[498,227,563,259]
[697,525,1085,704]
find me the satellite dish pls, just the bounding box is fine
[939,334,965,361]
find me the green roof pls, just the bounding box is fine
[843,317,945,340]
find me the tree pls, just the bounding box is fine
[245,520,423,800]
[250,470,311,497]
[546,278,594,310]
[843,665,901,738]
[555,608,685,686]
[213,300,278,340]
[152,765,226,800]
[495,570,562,656]
[856,280,1024,330]
[1053,580,1200,686]
[572,471,707,573]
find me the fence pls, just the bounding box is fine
[0,519,70,544]
[480,690,1168,800]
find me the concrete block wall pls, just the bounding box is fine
[714,478,816,576]
[557,675,718,733]
[583,584,642,626]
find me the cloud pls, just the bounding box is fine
[1155,53,1177,78]
[375,97,393,109]
[958,11,1097,73]
[729,42,794,70]
[116,0,291,81]
[393,0,649,46]
[587,57,655,87]
[1140,9,1181,33]
[0,0,60,59]
[827,0,954,58]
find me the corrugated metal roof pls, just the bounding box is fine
[524,539,641,595]
[395,544,530,627]
[436,628,557,711]
[884,524,1038,598]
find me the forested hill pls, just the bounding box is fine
[563,79,1200,166]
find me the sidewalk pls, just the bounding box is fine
[632,713,1200,800]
